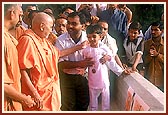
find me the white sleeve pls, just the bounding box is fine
[55,38,69,62]
[106,57,124,76]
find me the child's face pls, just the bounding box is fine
[87,33,101,47]
[128,29,139,41]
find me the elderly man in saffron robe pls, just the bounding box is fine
[17,12,88,111]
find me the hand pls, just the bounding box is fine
[130,68,138,73]
[122,68,132,75]
[91,16,99,24]
[33,91,43,110]
[80,40,89,49]
[131,66,139,73]
[63,68,86,75]
[80,58,95,68]
[122,63,128,69]
[99,54,111,64]
[149,46,158,57]
[22,95,36,108]
[76,68,87,76]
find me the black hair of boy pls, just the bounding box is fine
[86,24,102,35]
[128,21,142,33]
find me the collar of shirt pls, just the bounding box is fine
[149,36,164,47]
[5,31,18,46]
[156,36,164,46]
[126,37,138,46]
[98,41,105,47]
[65,31,87,45]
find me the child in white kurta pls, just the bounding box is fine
[82,24,125,111]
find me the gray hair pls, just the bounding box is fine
[4,4,19,16]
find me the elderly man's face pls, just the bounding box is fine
[55,18,67,36]
[43,20,54,38]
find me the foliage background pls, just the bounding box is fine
[127,4,164,33]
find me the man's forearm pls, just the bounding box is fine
[60,45,82,57]
[58,61,82,70]
[133,53,142,69]
[58,58,94,70]
[20,69,38,95]
[4,84,28,103]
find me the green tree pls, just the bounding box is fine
[127,4,164,33]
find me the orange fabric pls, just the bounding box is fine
[17,29,61,111]
[16,25,26,40]
[4,31,22,111]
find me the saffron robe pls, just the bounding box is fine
[4,31,22,111]
[17,29,61,111]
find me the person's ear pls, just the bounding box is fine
[40,23,45,31]
[161,29,164,34]
[10,10,15,20]
[99,33,103,40]
[81,24,85,30]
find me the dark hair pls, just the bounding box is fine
[129,21,142,33]
[118,4,126,8]
[98,20,108,24]
[67,11,86,25]
[22,4,38,12]
[28,10,39,19]
[27,10,39,28]
[61,7,74,14]
[86,24,102,35]
[55,16,67,21]
[151,21,164,30]
[78,9,92,23]
[43,7,53,14]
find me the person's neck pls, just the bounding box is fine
[70,32,82,44]
[32,29,46,41]
[4,26,8,32]
[23,18,29,25]
[90,44,98,48]
[4,20,12,32]
[152,36,161,45]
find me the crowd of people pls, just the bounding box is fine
[3,3,164,111]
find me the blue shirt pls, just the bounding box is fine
[99,9,128,39]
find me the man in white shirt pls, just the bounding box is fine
[55,12,94,111]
